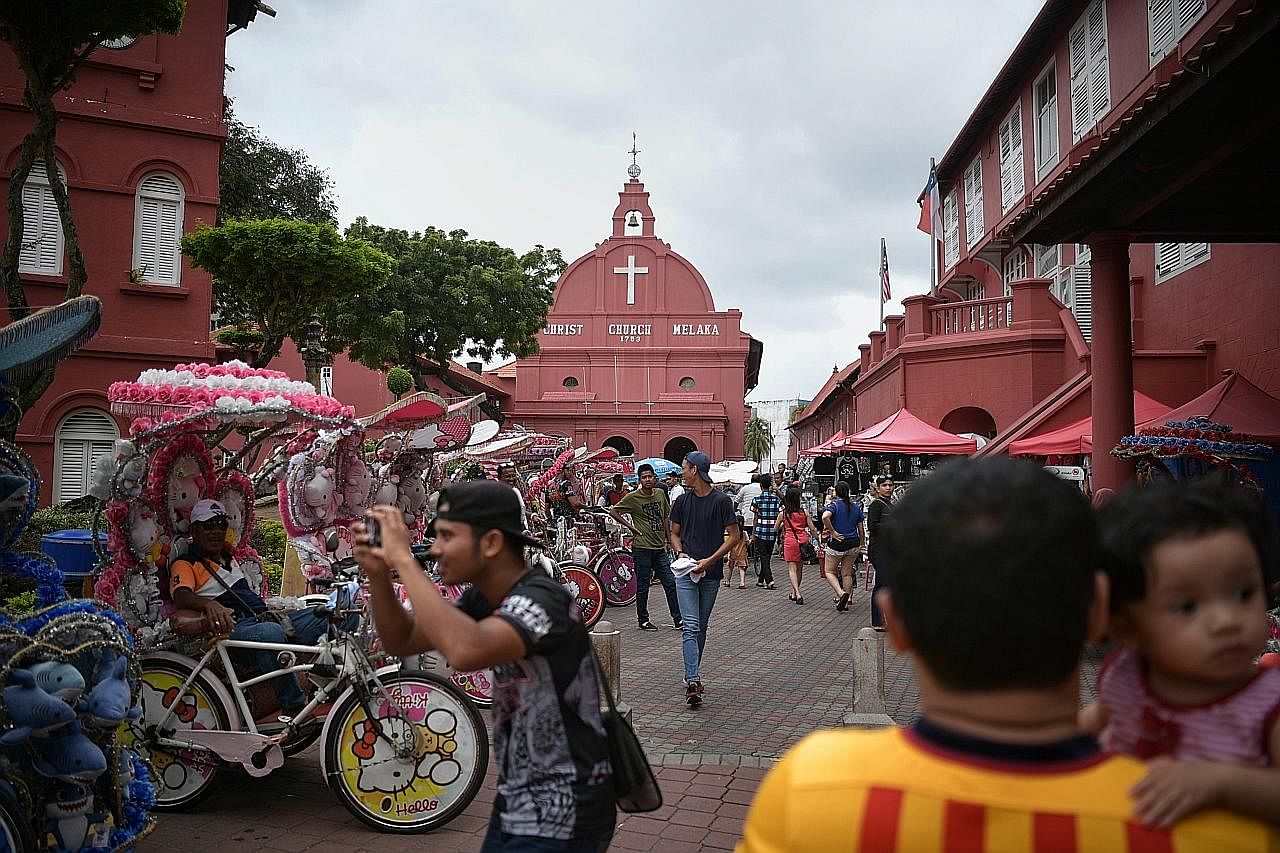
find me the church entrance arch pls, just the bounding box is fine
[663,436,697,465]
[939,406,997,439]
[602,435,635,457]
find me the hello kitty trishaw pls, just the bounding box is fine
[96,364,488,834]
[281,392,503,710]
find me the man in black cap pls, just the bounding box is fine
[355,481,614,850]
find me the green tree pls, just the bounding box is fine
[182,218,393,367]
[325,218,562,410]
[743,416,775,466]
[219,99,338,226]
[0,0,185,425]
[385,366,413,400]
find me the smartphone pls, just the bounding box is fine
[364,516,381,548]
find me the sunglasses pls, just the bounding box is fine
[195,519,229,530]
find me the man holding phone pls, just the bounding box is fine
[355,480,615,851]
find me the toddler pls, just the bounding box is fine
[1081,476,1280,826]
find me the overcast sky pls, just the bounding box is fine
[225,1,1040,403]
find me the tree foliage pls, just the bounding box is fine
[219,100,338,226]
[325,218,563,397]
[385,367,413,399]
[182,218,393,367]
[0,1,186,430]
[743,416,775,465]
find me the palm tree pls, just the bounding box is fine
[743,417,775,466]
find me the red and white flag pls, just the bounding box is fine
[880,238,891,304]
[916,159,942,240]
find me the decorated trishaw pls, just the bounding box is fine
[0,297,156,852]
[92,364,489,834]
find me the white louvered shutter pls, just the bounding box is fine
[943,191,960,269]
[964,158,983,248]
[1070,12,1092,142]
[1149,0,1176,62]
[1155,242,1183,280]
[18,164,64,275]
[1034,68,1058,173]
[1003,249,1027,291]
[1000,105,1025,213]
[54,410,119,503]
[1087,2,1111,132]
[1182,242,1209,266]
[1072,245,1093,343]
[134,173,183,285]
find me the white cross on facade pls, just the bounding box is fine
[612,255,648,305]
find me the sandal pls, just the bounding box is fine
[796,596,805,605]
[788,593,797,602]
[766,583,776,590]
[836,592,851,612]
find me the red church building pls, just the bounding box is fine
[490,166,762,461]
[0,2,270,504]
[793,0,1278,491]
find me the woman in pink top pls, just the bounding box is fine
[775,485,819,606]
[1080,478,1280,828]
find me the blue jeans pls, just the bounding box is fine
[480,813,613,852]
[632,548,680,626]
[229,606,338,711]
[674,569,721,682]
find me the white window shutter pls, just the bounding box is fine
[1003,249,1027,286]
[18,163,64,275]
[1177,0,1206,33]
[964,158,983,248]
[999,120,1013,211]
[134,172,184,285]
[1009,107,1024,203]
[1087,1,1111,129]
[1149,0,1176,62]
[1155,242,1182,279]
[1183,242,1209,264]
[943,191,960,269]
[18,184,42,270]
[56,441,88,503]
[1072,261,1093,342]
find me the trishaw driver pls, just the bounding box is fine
[169,499,340,723]
[354,481,615,850]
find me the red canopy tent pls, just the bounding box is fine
[799,430,846,457]
[1009,391,1172,456]
[837,409,977,455]
[1137,372,1280,444]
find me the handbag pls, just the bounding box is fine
[783,513,819,564]
[589,648,662,813]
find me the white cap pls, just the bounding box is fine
[190,499,227,522]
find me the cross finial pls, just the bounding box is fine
[627,132,642,179]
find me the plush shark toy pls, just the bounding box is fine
[30,660,86,706]
[43,782,93,852]
[0,474,28,513]
[79,654,141,730]
[30,721,107,784]
[1,668,77,744]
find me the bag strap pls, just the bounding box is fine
[200,555,263,617]
[782,511,804,540]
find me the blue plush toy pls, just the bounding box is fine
[29,721,107,784]
[79,653,141,730]
[30,660,86,705]
[1,668,76,744]
[43,782,94,851]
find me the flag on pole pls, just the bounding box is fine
[880,238,891,304]
[916,159,942,239]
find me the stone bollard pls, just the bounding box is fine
[843,627,895,728]
[589,620,632,724]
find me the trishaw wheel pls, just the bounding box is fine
[122,655,232,811]
[557,562,606,628]
[596,549,638,607]
[323,670,489,834]
[0,781,34,853]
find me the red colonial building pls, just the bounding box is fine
[490,167,762,461]
[0,2,272,504]
[793,0,1278,490]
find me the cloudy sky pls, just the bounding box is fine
[225,1,1040,403]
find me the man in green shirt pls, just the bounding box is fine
[610,463,682,631]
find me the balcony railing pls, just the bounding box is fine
[929,295,1013,336]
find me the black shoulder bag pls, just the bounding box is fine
[589,648,662,813]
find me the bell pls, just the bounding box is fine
[627,212,640,228]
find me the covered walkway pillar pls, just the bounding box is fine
[1089,236,1135,492]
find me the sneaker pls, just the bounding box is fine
[638,621,659,630]
[672,620,684,630]
[685,681,703,707]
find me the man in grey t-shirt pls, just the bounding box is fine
[611,464,682,631]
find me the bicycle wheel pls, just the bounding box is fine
[0,782,33,853]
[448,668,494,708]
[121,653,233,811]
[323,669,489,834]
[595,549,637,607]
[557,561,606,628]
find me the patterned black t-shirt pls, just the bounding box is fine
[457,571,615,839]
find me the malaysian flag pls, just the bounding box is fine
[880,238,891,304]
[916,159,942,240]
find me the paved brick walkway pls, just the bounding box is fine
[138,558,1104,850]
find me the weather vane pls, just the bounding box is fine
[627,132,642,180]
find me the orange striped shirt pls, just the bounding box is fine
[736,727,1278,853]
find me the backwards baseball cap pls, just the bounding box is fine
[190,499,227,523]
[685,451,713,484]
[429,480,543,549]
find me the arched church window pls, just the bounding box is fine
[624,210,642,236]
[562,376,579,388]
[679,377,696,390]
